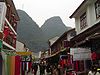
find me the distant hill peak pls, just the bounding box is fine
[43,16,63,24]
[47,16,62,20]
[17,10,71,52]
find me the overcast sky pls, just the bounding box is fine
[13,0,84,27]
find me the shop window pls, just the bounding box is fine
[80,12,87,30]
[70,31,76,37]
[95,0,100,18]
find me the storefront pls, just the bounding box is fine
[45,48,69,66]
[70,48,92,74]
[16,52,32,75]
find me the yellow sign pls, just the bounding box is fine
[16,52,32,55]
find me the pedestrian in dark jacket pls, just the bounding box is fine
[31,63,38,75]
[46,63,51,75]
[39,62,45,75]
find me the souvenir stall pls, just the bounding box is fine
[70,48,91,75]
[1,49,18,75]
[16,52,32,75]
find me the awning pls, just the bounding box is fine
[1,49,16,56]
[45,48,67,59]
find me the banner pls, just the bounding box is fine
[16,52,32,55]
[0,2,7,32]
[70,48,91,61]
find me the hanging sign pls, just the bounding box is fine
[16,52,32,55]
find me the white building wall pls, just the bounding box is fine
[88,3,96,26]
[67,33,71,41]
[75,18,80,35]
[75,0,100,34]
[16,41,25,52]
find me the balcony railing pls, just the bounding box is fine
[5,18,17,35]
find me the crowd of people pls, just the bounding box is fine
[30,61,100,75]
[88,65,100,75]
[31,61,61,75]
[31,61,77,75]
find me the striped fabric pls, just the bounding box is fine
[10,56,15,75]
[7,55,10,75]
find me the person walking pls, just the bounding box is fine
[46,63,51,75]
[39,62,45,75]
[96,67,100,75]
[88,66,97,75]
[31,63,38,75]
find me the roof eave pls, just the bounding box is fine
[69,0,87,18]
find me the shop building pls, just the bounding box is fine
[46,29,76,67]
[0,0,20,75]
[70,0,100,74]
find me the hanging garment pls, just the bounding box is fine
[15,56,21,75]
[21,62,25,75]
[10,56,15,75]
[7,55,11,75]
[0,55,2,75]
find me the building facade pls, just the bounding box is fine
[46,29,76,71]
[0,0,20,75]
[3,0,19,50]
[70,0,100,74]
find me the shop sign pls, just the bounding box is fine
[70,48,91,61]
[16,52,32,55]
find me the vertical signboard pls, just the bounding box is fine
[0,2,7,32]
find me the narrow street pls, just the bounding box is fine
[0,0,100,75]
[28,66,47,75]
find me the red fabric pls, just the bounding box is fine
[76,61,78,72]
[15,56,21,75]
[61,60,64,68]
[91,52,97,60]
[60,59,66,68]
[67,58,71,66]
[3,28,10,38]
[28,62,32,71]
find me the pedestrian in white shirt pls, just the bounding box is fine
[88,66,97,75]
[96,68,100,75]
